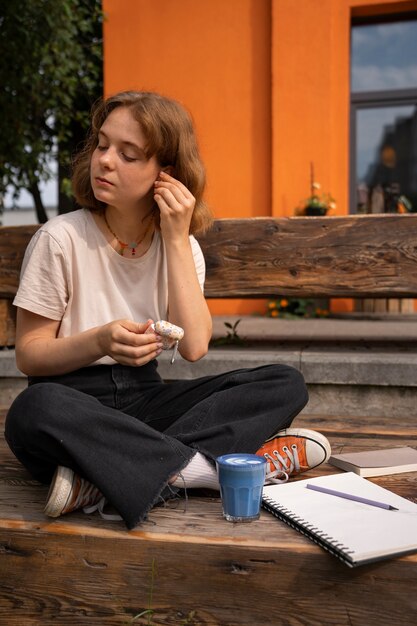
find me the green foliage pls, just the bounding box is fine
[0,0,103,219]
[210,319,245,346]
[295,162,336,216]
[266,298,329,319]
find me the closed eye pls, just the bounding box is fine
[121,153,137,162]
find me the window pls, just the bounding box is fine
[350,15,417,214]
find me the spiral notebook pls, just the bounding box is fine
[262,472,417,567]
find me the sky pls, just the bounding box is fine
[351,20,417,91]
[4,158,57,210]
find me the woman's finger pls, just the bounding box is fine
[158,171,194,198]
[154,180,194,209]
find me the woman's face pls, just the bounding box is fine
[90,106,161,213]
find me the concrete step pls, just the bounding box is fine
[211,315,417,344]
[2,316,416,419]
[3,343,416,387]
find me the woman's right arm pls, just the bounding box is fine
[15,308,163,376]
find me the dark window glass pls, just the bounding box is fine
[351,18,417,213]
[355,105,417,213]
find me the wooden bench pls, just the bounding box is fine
[2,214,417,344]
[1,214,417,624]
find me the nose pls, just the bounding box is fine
[98,146,116,169]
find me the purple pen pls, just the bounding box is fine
[306,483,399,511]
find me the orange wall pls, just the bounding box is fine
[102,0,415,316]
[272,0,350,217]
[103,0,271,220]
[103,0,272,315]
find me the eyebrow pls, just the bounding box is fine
[98,130,146,155]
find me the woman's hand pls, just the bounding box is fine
[97,319,163,366]
[15,309,164,376]
[152,173,212,362]
[153,171,195,242]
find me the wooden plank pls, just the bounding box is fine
[3,215,416,346]
[2,215,417,301]
[0,299,16,346]
[297,413,417,439]
[1,431,417,626]
[1,458,417,625]
[401,298,415,313]
[2,521,417,626]
[0,225,39,297]
[1,409,417,624]
[198,215,417,298]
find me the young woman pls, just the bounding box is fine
[5,91,330,529]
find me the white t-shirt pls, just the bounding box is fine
[14,209,206,365]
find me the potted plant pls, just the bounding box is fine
[295,162,336,216]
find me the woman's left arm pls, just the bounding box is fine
[154,171,212,361]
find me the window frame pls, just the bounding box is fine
[349,14,417,213]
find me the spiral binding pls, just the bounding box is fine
[262,496,355,566]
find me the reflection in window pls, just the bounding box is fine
[351,20,417,92]
[355,106,417,213]
[351,18,417,214]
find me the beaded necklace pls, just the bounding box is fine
[103,211,154,256]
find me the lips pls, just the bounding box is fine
[95,176,114,187]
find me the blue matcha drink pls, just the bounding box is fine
[216,454,267,522]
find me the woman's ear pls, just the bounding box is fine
[162,165,174,177]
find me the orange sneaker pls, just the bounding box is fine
[44,466,104,518]
[257,428,331,484]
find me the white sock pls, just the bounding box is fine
[172,452,220,490]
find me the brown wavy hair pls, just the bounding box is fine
[72,91,213,235]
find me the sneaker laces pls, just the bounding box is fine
[83,497,122,521]
[264,443,301,484]
[59,475,103,514]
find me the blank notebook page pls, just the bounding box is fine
[262,472,417,566]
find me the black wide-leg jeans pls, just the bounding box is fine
[4,361,308,529]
